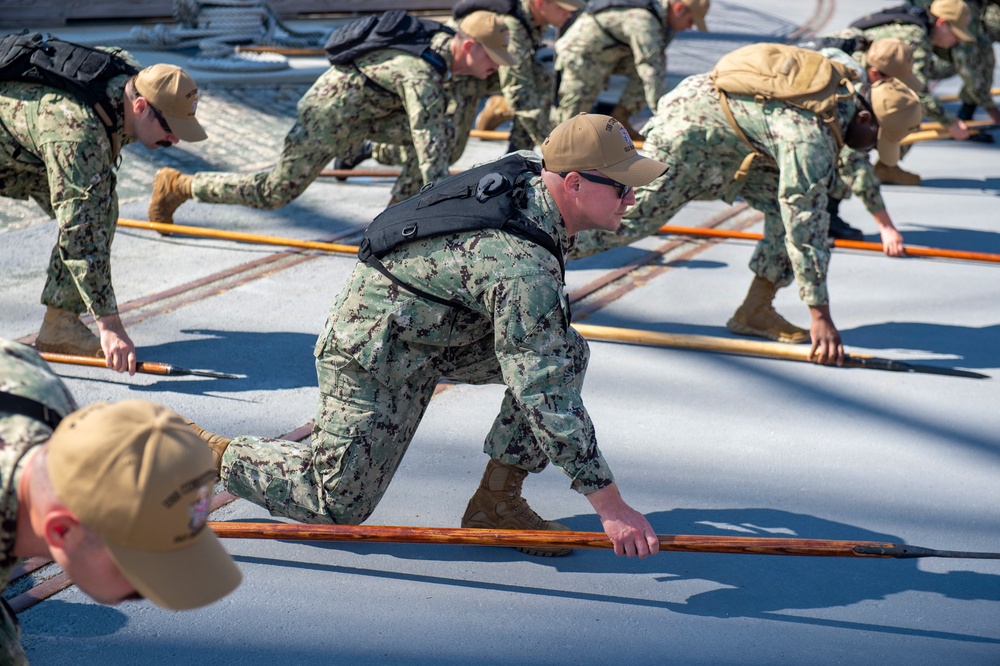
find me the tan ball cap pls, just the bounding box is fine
[48,400,241,610]
[134,64,208,142]
[870,78,923,168]
[541,113,668,187]
[682,0,710,32]
[458,11,517,67]
[867,38,922,92]
[930,0,974,42]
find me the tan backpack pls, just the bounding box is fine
[708,43,859,180]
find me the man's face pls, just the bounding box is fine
[463,41,501,79]
[133,98,179,150]
[537,0,575,29]
[564,170,637,236]
[52,529,139,606]
[931,20,960,49]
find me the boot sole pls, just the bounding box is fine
[726,318,809,344]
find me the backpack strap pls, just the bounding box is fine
[717,90,764,182]
[0,390,64,430]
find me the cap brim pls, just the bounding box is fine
[898,70,924,93]
[108,528,241,610]
[598,151,669,188]
[165,115,208,143]
[483,44,517,68]
[951,24,973,42]
[876,130,901,168]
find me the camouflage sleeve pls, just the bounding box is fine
[486,272,613,494]
[841,147,886,213]
[624,13,668,111]
[42,138,120,318]
[498,19,551,146]
[387,66,453,188]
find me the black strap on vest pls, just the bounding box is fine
[849,4,932,32]
[0,391,64,430]
[0,31,138,163]
[357,154,562,310]
[587,0,660,48]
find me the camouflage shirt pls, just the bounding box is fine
[354,30,459,188]
[0,339,77,593]
[316,154,613,493]
[556,3,673,111]
[0,50,137,318]
[497,0,554,145]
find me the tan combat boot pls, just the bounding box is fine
[34,306,104,357]
[726,276,809,344]
[611,104,643,141]
[462,459,572,557]
[148,167,194,230]
[874,160,922,186]
[183,418,231,476]
[475,95,515,131]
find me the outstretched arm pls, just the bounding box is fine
[586,483,659,558]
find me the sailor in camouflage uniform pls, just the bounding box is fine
[568,46,922,365]
[831,0,976,184]
[909,0,1000,128]
[343,0,584,194]
[0,339,239,663]
[0,53,207,374]
[149,11,516,219]
[185,115,668,559]
[553,0,710,137]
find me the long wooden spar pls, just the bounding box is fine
[208,522,1000,559]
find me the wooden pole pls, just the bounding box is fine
[208,522,1000,559]
[38,352,244,378]
[118,219,360,256]
[656,224,1000,265]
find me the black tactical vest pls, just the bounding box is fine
[324,11,454,76]
[849,4,932,32]
[0,391,64,429]
[452,0,536,42]
[587,0,658,16]
[357,154,563,309]
[0,31,138,161]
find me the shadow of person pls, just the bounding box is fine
[129,329,317,395]
[20,600,128,639]
[841,321,1000,371]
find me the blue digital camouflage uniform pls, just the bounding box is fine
[193,30,459,205]
[553,2,672,124]
[570,73,855,307]
[220,155,614,524]
[0,50,138,320]
[0,339,78,666]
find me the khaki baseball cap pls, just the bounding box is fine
[930,0,974,42]
[869,78,923,167]
[134,64,208,142]
[541,113,668,187]
[682,0,710,32]
[458,11,517,67]
[47,400,241,610]
[866,38,922,92]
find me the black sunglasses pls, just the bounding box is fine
[559,171,632,199]
[148,103,173,135]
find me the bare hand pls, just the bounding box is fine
[96,314,137,375]
[949,119,970,141]
[878,225,905,257]
[808,306,843,366]
[586,483,659,558]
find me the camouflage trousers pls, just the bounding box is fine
[192,69,454,206]
[371,77,491,198]
[829,146,885,214]
[554,46,650,126]
[221,333,589,524]
[0,599,27,666]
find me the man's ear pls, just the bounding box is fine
[42,510,81,550]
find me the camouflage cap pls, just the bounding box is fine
[869,78,923,167]
[134,64,207,142]
[47,400,241,610]
[682,0,710,32]
[930,0,974,42]
[541,113,668,187]
[866,38,922,92]
[458,11,517,67]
